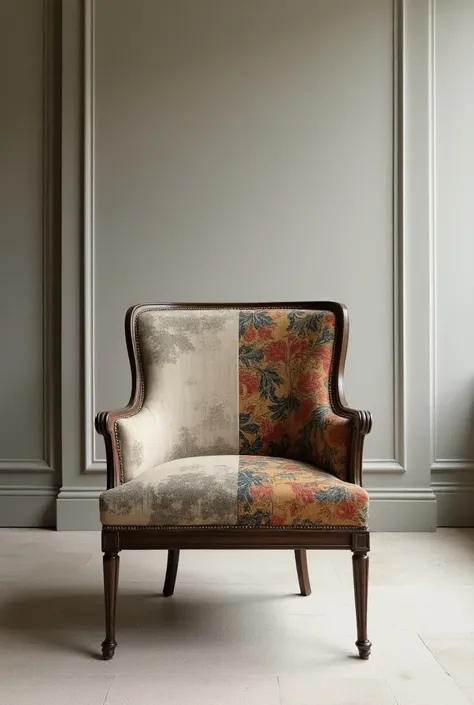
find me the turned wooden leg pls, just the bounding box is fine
[352,552,371,659]
[163,549,180,597]
[102,550,120,660]
[295,549,311,596]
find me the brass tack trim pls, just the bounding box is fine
[102,524,368,532]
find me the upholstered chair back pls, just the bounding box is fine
[115,306,350,484]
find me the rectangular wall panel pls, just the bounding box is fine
[0,0,45,461]
[434,0,474,465]
[0,0,60,527]
[91,0,395,464]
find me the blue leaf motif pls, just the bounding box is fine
[315,486,351,503]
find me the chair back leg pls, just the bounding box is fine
[295,549,311,596]
[163,549,180,597]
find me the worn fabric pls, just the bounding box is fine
[115,307,351,484]
[100,455,368,528]
[116,309,239,482]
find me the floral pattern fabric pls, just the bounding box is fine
[100,454,368,529]
[238,309,351,480]
[237,456,368,528]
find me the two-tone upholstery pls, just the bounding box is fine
[96,303,373,662]
[100,455,368,528]
[99,307,369,529]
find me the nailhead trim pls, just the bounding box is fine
[115,314,147,484]
[102,524,368,532]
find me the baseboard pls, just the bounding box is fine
[432,482,474,527]
[56,488,102,530]
[56,487,438,532]
[0,486,57,527]
[368,488,437,531]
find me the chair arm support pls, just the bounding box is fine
[336,407,373,436]
[95,405,163,489]
[321,405,372,486]
[95,407,133,489]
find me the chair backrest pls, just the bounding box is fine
[116,303,350,482]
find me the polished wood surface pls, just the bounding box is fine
[163,549,180,597]
[295,549,311,597]
[353,552,371,659]
[101,551,120,660]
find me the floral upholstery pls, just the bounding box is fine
[100,455,369,528]
[238,309,350,480]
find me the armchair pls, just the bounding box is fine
[96,302,372,660]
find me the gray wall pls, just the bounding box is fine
[1,0,473,529]
[93,0,394,464]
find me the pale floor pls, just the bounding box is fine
[0,530,473,705]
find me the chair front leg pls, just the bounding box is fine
[352,551,371,659]
[102,550,120,660]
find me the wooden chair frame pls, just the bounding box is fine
[96,302,372,661]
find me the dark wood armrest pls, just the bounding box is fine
[331,405,372,486]
[95,407,138,489]
[314,303,372,485]
[95,306,145,489]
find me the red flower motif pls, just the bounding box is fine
[285,499,302,517]
[281,462,301,472]
[264,340,287,362]
[297,369,320,394]
[294,398,314,424]
[272,515,287,526]
[334,500,356,521]
[250,484,273,501]
[352,487,368,506]
[289,482,315,504]
[239,370,259,396]
[324,312,335,327]
[288,334,308,359]
[243,326,257,342]
[257,326,274,340]
[260,418,285,444]
[317,344,333,371]
[327,423,348,448]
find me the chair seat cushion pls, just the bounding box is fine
[100,455,368,529]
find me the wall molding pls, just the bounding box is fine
[429,0,440,468]
[41,0,62,476]
[0,460,52,473]
[391,0,406,473]
[431,461,474,473]
[82,0,408,476]
[0,485,58,497]
[83,0,99,473]
[364,460,405,474]
[0,0,60,477]
[369,487,434,502]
